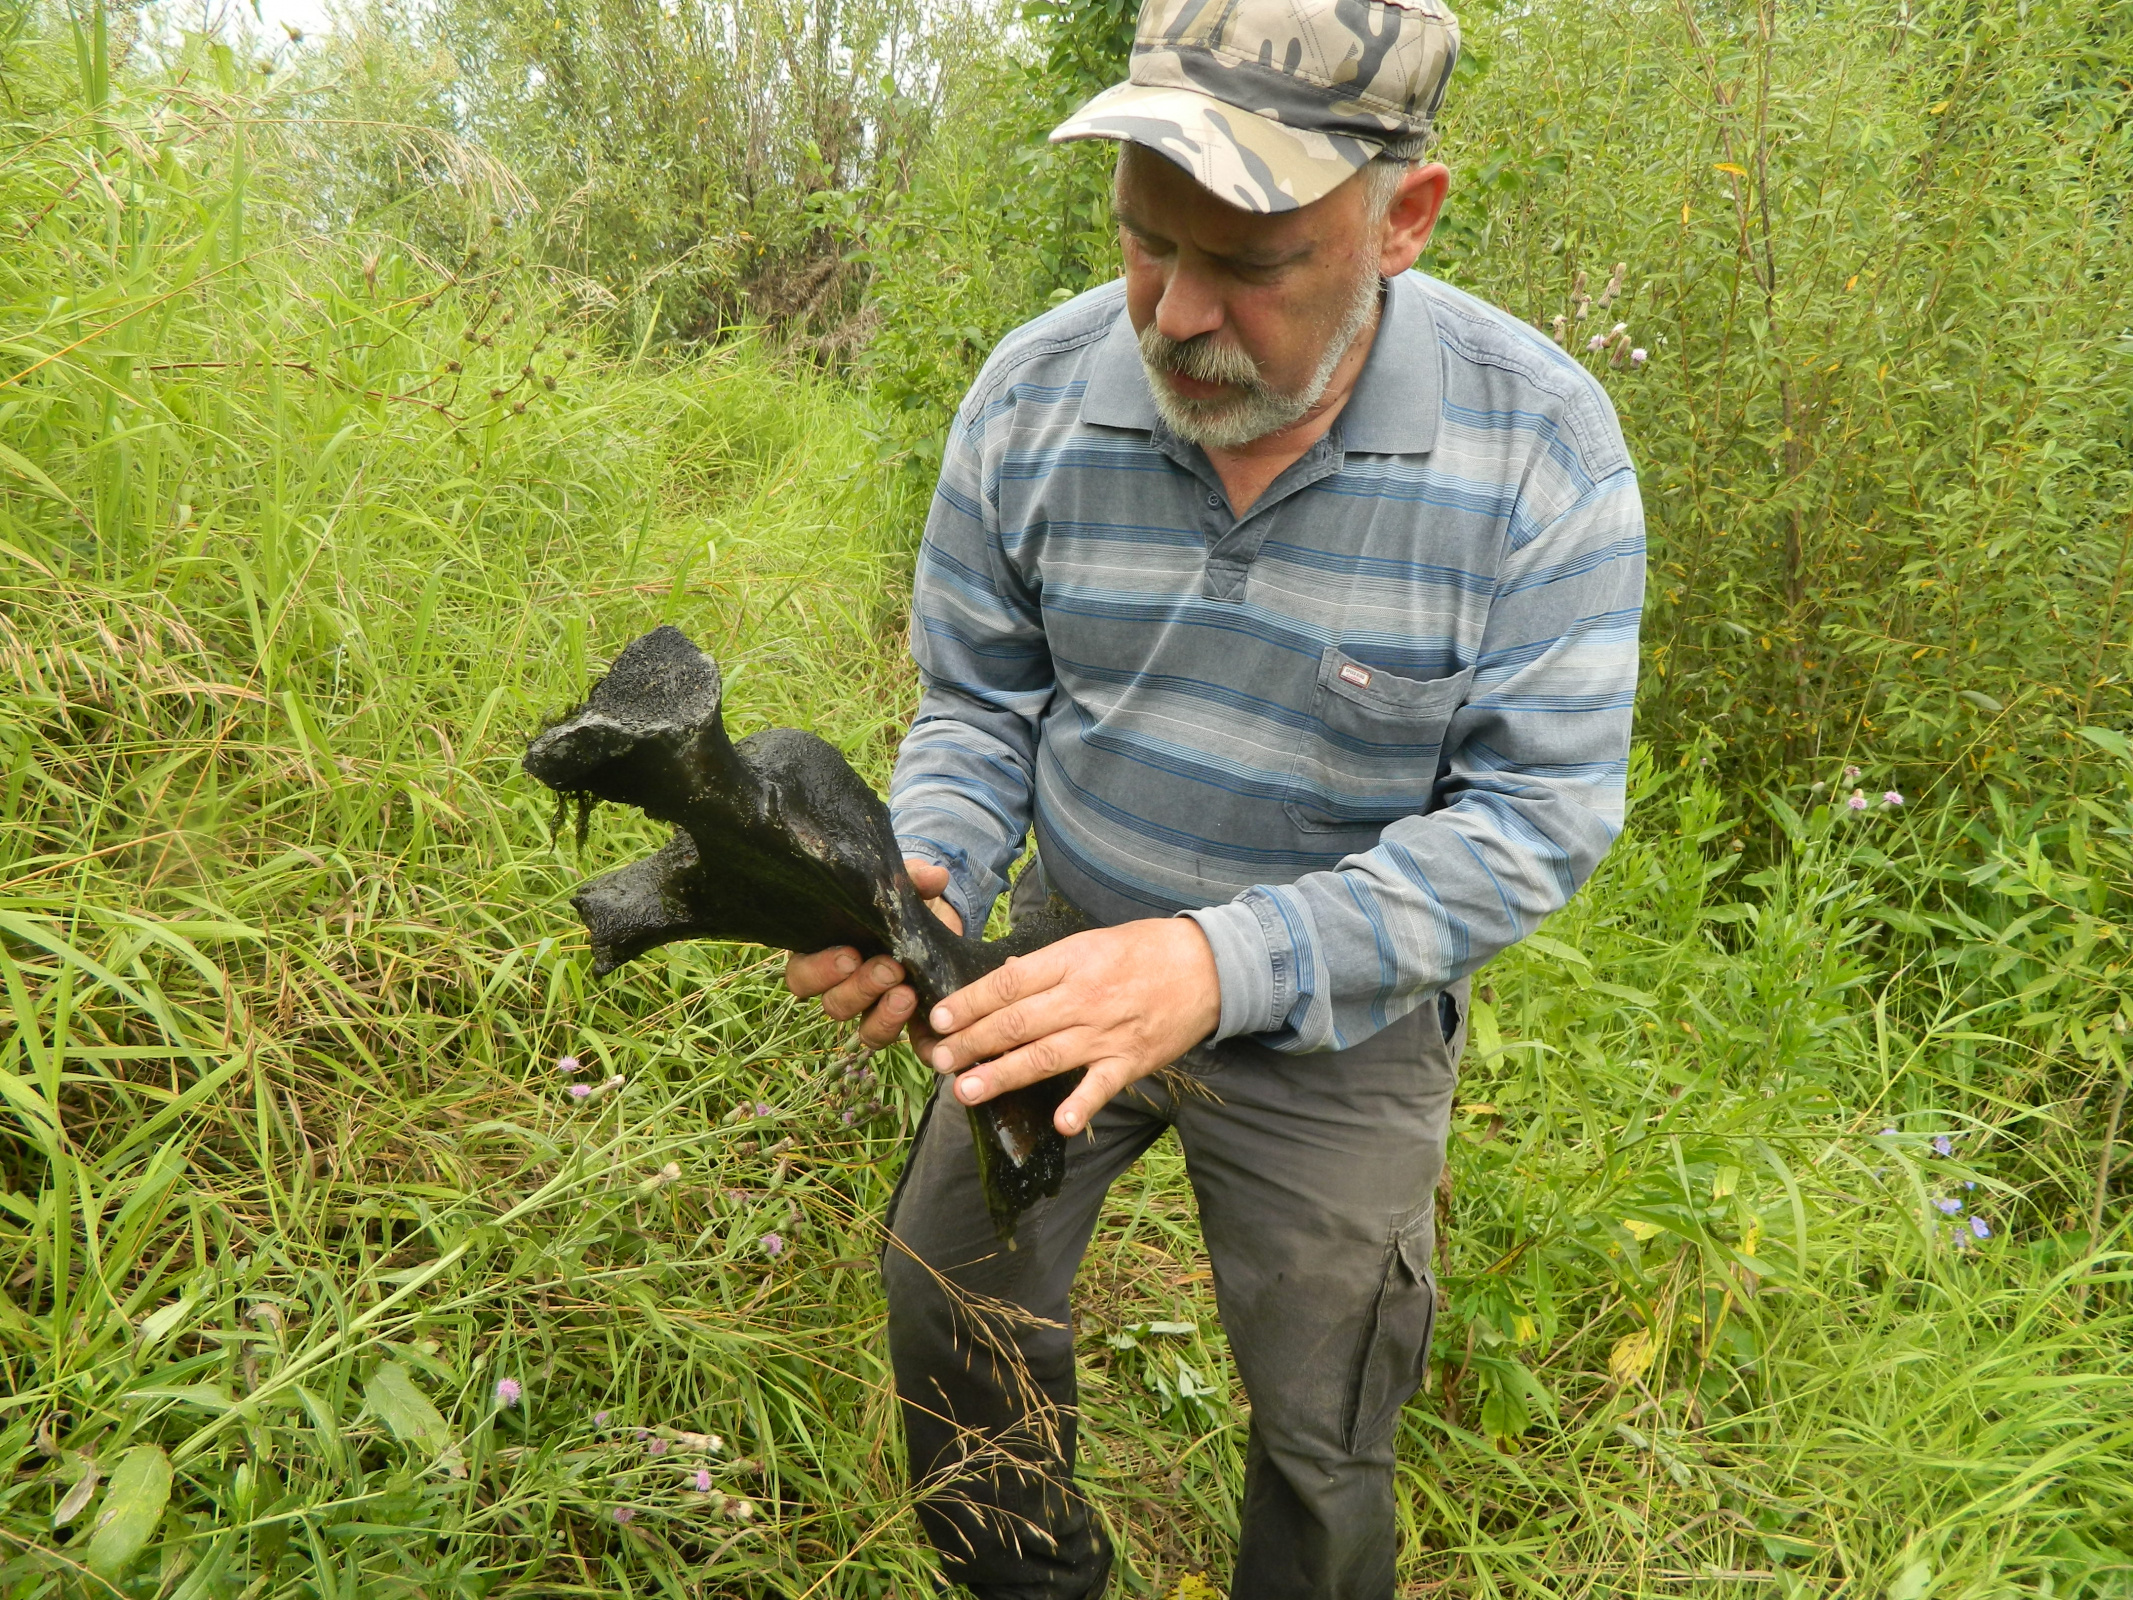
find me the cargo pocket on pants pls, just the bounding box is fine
[1342,1223,1439,1454]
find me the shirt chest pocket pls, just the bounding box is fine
[1284,647,1476,836]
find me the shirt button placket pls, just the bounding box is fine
[1202,488,1246,603]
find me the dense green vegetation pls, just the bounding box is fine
[0,0,2129,1594]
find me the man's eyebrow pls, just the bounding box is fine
[1114,206,1312,269]
[1112,202,1159,237]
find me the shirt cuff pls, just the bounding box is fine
[1181,900,1283,1041]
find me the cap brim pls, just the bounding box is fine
[1049,82,1379,216]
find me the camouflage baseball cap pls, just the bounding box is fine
[1050,0,1460,215]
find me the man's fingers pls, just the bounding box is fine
[928,987,1077,1074]
[904,858,964,935]
[785,946,862,999]
[928,948,1066,1037]
[818,956,908,1022]
[1054,1063,1135,1135]
[948,1029,1095,1106]
[857,984,917,1050]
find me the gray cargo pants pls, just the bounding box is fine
[881,932,1464,1599]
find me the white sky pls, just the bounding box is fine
[143,0,339,52]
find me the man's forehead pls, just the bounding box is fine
[1116,144,1348,247]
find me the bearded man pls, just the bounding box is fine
[785,0,1645,1591]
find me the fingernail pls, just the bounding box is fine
[930,1006,952,1031]
[958,1076,984,1102]
[885,989,910,1014]
[1059,1110,1081,1133]
[834,952,859,975]
[931,1046,954,1073]
[871,961,899,984]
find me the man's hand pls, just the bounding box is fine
[783,858,962,1050]
[925,918,1220,1137]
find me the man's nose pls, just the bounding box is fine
[1154,262,1224,345]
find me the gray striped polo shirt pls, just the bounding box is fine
[889,269,1645,1054]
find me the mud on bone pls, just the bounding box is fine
[521,624,1092,1244]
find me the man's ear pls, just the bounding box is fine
[1379,163,1451,277]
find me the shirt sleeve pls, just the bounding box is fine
[887,385,1051,933]
[1183,462,1646,1053]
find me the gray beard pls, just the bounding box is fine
[1139,263,1384,450]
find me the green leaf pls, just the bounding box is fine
[132,1384,235,1412]
[0,438,81,513]
[1521,933,1592,971]
[1958,689,2004,714]
[84,1444,171,1579]
[1887,1557,1933,1600]
[137,1294,197,1346]
[363,1361,464,1476]
[2078,726,2133,765]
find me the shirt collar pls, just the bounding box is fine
[1076,269,1443,456]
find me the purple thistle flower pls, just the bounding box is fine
[760,1232,785,1258]
[694,1468,713,1493]
[1844,765,1861,782]
[839,1109,856,1127]
[594,1410,610,1426]
[1880,1127,1899,1136]
[612,1506,635,1524]
[568,1083,591,1101]
[1586,333,1606,352]
[1630,347,1648,365]
[558,1055,583,1074]
[646,1437,668,1456]
[1884,790,1905,807]
[1934,1135,1953,1157]
[495,1377,522,1407]
[754,1102,775,1118]
[1935,1197,1961,1214]
[1847,789,1868,811]
[1970,1215,1991,1239]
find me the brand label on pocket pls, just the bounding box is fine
[1338,662,1373,688]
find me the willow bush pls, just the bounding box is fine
[859,0,2133,807]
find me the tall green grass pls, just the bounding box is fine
[0,3,2128,1598]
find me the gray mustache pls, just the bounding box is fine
[1139,327,1265,392]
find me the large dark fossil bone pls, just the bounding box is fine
[522,625,1089,1244]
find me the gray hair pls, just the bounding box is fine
[1362,153,1418,224]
